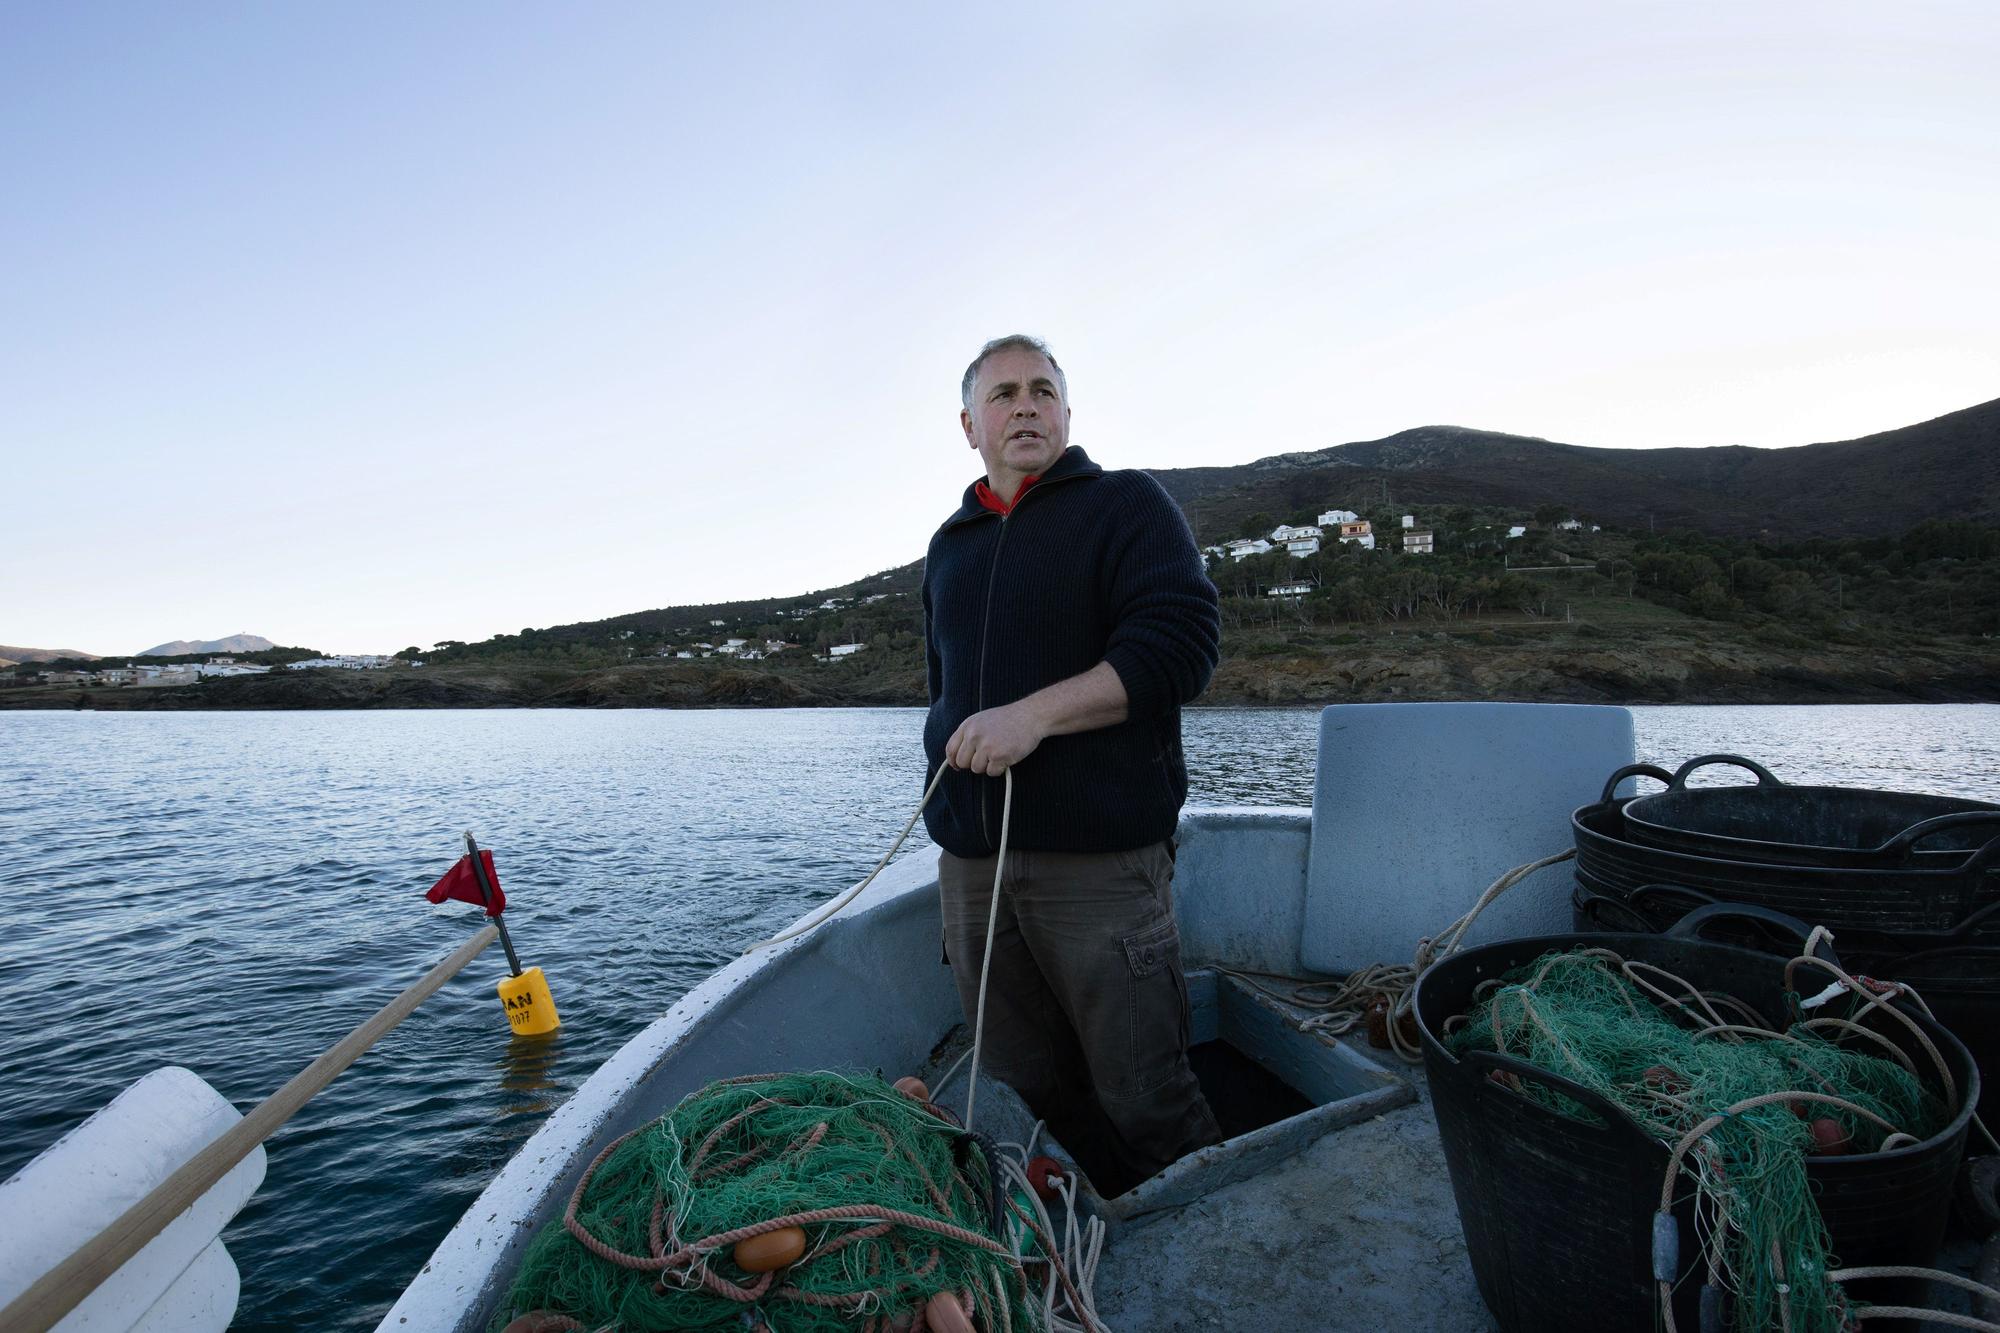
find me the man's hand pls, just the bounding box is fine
[942,662,1130,776]
[945,701,1046,776]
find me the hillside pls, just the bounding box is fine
[1151,397,2000,542]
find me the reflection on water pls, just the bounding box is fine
[493,1032,567,1116]
[0,703,1994,1329]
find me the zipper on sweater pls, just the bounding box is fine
[961,469,1083,851]
[974,513,1008,850]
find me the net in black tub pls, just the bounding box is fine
[1412,904,1978,1333]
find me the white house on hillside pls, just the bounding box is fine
[1336,521,1375,551]
[1226,538,1274,562]
[1401,529,1435,556]
[1284,535,1321,558]
[1319,508,1359,526]
[286,655,389,671]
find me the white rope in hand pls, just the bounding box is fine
[964,768,1013,1135]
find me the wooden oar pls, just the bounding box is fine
[1,923,500,1333]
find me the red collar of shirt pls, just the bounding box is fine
[973,473,1042,516]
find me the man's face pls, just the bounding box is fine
[960,346,1070,481]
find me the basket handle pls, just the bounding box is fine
[1628,881,1720,918]
[1667,754,1782,790]
[1937,894,2000,944]
[1870,811,2000,869]
[1571,885,1661,934]
[1597,763,1676,806]
[1872,943,2000,972]
[1666,901,1843,969]
[1460,1049,1652,1147]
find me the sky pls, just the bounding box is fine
[4,2,1997,656]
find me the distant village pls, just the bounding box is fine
[1206,509,1431,566]
[1207,508,1598,598]
[20,654,400,689]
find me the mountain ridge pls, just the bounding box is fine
[139,634,276,657]
[0,644,101,663]
[1149,395,2000,543]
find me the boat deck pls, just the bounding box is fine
[914,995,1494,1332]
[1092,1087,1490,1331]
[916,990,1993,1333]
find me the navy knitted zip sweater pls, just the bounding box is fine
[921,446,1221,857]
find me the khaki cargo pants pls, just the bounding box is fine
[938,842,1222,1195]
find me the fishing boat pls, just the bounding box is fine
[6,703,1992,1331]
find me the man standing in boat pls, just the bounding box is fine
[922,334,1224,1194]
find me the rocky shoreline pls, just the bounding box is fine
[6,632,1997,711]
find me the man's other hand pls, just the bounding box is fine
[945,702,1046,776]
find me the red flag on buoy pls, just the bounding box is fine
[426,850,506,916]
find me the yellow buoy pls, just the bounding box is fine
[497,966,561,1037]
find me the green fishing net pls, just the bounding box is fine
[495,1070,1041,1332]
[1448,949,1947,1333]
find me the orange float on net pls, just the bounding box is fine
[924,1289,976,1333]
[894,1075,931,1102]
[499,1314,575,1333]
[1025,1155,1067,1202]
[1807,1117,1851,1156]
[734,1224,808,1272]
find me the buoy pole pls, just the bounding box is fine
[460,831,561,1037]
[465,830,523,975]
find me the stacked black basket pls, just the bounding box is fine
[1570,754,2000,1119]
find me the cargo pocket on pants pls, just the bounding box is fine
[1118,917,1190,1098]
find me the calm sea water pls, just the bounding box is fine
[2,705,1996,1329]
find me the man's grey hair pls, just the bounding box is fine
[961,334,1067,410]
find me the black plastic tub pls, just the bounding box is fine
[1573,769,2000,940]
[1413,916,1979,1333]
[1623,754,2000,870]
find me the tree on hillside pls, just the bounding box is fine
[1904,519,2000,562]
[1688,582,1736,620]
